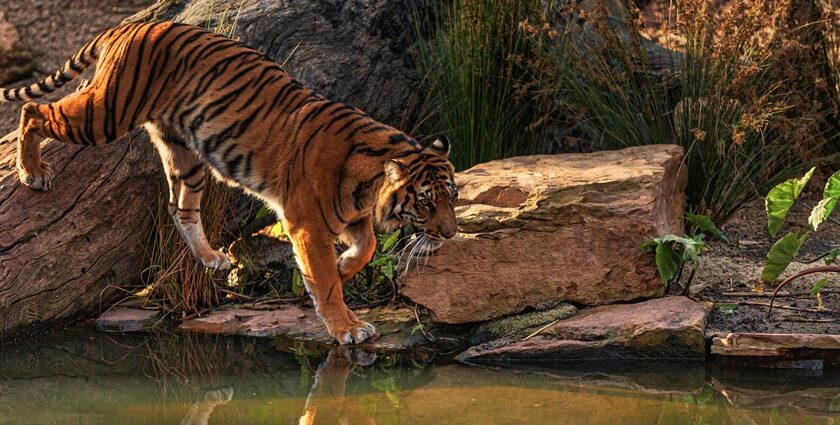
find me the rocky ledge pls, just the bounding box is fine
[457,296,708,364]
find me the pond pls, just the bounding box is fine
[0,329,837,424]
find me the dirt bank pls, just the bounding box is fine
[0,0,153,134]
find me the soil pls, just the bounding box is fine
[682,174,840,335]
[0,0,154,134]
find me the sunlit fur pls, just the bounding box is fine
[1,21,458,345]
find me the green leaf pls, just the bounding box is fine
[255,205,272,220]
[371,377,400,406]
[825,248,840,265]
[808,170,840,231]
[685,212,727,241]
[762,231,809,283]
[292,269,306,297]
[381,230,401,253]
[766,167,814,237]
[808,197,836,231]
[655,243,682,285]
[811,278,828,296]
[640,239,658,251]
[410,323,425,335]
[655,234,706,261]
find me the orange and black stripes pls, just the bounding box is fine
[8,21,458,345]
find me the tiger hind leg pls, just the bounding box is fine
[146,123,231,271]
[16,102,56,191]
[16,86,128,191]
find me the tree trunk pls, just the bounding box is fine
[0,131,160,339]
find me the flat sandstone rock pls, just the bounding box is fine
[95,308,160,332]
[402,145,687,324]
[457,296,707,363]
[180,305,426,349]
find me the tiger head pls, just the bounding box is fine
[376,137,458,246]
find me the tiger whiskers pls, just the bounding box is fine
[397,234,434,278]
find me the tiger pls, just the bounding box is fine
[1,21,459,345]
[298,347,378,425]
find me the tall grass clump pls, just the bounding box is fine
[537,0,833,223]
[139,5,245,313]
[415,0,552,170]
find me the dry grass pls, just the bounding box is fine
[536,0,838,223]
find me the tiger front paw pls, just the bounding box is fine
[17,161,54,191]
[196,249,231,271]
[330,320,378,346]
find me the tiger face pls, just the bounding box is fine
[378,137,458,245]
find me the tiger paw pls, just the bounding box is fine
[196,249,231,271]
[17,161,54,191]
[339,346,377,366]
[203,387,234,403]
[332,321,378,346]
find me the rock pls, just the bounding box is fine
[95,308,161,332]
[180,305,431,350]
[457,296,707,363]
[129,0,424,128]
[0,12,35,85]
[0,130,160,339]
[471,303,577,344]
[710,332,840,357]
[226,233,296,290]
[403,145,687,324]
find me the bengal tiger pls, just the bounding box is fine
[1,21,459,345]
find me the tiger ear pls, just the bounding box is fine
[429,136,450,157]
[385,159,408,183]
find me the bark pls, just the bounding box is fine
[0,130,160,339]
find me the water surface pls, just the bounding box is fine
[0,329,837,424]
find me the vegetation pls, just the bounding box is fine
[535,0,835,223]
[137,0,840,314]
[415,0,552,170]
[761,167,840,316]
[642,213,724,287]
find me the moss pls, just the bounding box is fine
[472,303,577,344]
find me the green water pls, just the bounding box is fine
[0,329,837,424]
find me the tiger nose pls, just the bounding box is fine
[441,228,456,239]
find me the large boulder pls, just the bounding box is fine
[0,131,160,338]
[402,145,687,324]
[0,11,34,86]
[457,296,707,363]
[130,0,423,128]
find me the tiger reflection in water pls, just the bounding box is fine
[299,347,378,425]
[181,387,234,425]
[179,347,376,424]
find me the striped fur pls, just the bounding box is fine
[5,21,458,345]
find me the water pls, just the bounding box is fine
[0,329,837,424]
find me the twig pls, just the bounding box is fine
[716,299,835,314]
[177,307,212,321]
[522,319,560,341]
[722,289,840,297]
[794,247,840,264]
[213,284,253,301]
[767,266,840,317]
[252,297,300,305]
[782,318,838,323]
[411,305,436,342]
